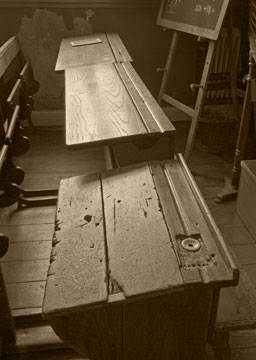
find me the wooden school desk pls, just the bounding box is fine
[56,33,175,167]
[43,32,240,360]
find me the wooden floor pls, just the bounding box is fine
[0,127,105,321]
[1,122,256,359]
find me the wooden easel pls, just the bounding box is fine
[157,0,238,161]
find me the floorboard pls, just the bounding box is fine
[231,244,256,266]
[1,242,51,262]
[243,265,256,287]
[2,260,49,283]
[206,199,244,228]
[0,206,56,226]
[0,224,54,243]
[4,349,87,360]
[219,226,255,245]
[6,281,46,309]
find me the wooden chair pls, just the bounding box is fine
[0,36,39,124]
[4,77,57,207]
[0,81,22,207]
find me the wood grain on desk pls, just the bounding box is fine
[55,33,114,71]
[55,33,132,71]
[65,63,147,148]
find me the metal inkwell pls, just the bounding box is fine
[181,237,201,252]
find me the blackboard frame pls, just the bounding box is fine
[157,0,230,40]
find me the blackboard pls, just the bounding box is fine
[157,0,230,40]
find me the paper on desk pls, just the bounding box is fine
[70,38,102,47]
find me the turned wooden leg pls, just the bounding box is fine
[6,165,25,185]
[0,182,20,207]
[25,103,34,128]
[5,155,25,185]
[12,126,31,157]
[28,79,40,96]
[0,234,9,259]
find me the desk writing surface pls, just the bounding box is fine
[65,63,147,148]
[55,33,132,71]
[43,156,238,316]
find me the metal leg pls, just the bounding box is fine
[18,195,57,208]
[18,188,58,208]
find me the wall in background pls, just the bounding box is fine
[0,3,197,111]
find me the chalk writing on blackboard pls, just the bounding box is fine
[157,0,229,40]
[194,2,216,16]
[165,0,182,14]
[162,0,222,30]
[164,0,217,16]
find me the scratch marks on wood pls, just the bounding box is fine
[44,157,237,324]
[43,174,108,316]
[83,214,92,223]
[109,275,124,295]
[113,198,117,234]
[145,196,152,207]
[55,219,62,232]
[101,163,183,298]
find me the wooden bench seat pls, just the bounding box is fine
[43,154,238,360]
[0,36,40,130]
[0,36,58,208]
[65,61,175,166]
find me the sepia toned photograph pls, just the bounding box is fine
[0,1,255,359]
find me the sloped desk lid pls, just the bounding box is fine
[43,155,238,317]
[65,61,175,149]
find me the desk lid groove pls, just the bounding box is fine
[106,33,132,62]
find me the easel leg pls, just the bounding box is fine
[184,40,216,161]
[158,31,180,105]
